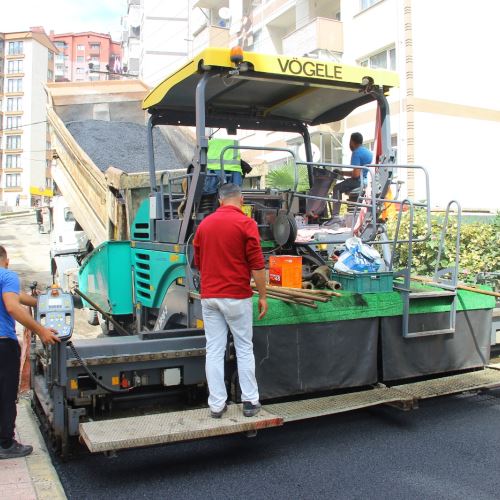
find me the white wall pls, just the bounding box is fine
[410,0,500,209]
[412,0,500,109]
[414,112,500,209]
[140,0,189,86]
[341,0,399,65]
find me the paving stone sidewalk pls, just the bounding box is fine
[0,399,66,500]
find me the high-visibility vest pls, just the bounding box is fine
[207,139,242,173]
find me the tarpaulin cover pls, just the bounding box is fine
[252,286,495,327]
[253,319,378,400]
[381,310,492,381]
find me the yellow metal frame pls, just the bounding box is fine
[143,47,399,110]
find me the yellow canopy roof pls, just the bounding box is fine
[143,48,398,131]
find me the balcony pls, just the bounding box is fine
[192,25,230,55]
[282,17,343,57]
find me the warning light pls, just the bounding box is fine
[230,46,244,65]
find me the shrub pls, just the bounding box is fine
[386,211,500,281]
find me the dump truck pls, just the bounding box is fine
[46,79,193,286]
[33,48,499,457]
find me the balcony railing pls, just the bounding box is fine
[282,17,343,57]
[192,25,229,56]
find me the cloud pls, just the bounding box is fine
[0,0,126,39]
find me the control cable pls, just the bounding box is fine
[66,341,134,394]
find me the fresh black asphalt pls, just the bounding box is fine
[53,389,500,500]
[66,120,182,173]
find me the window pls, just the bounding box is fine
[64,207,75,222]
[47,69,54,80]
[48,51,54,61]
[6,97,22,111]
[6,116,21,130]
[77,55,84,63]
[76,67,85,74]
[6,135,21,149]
[6,173,21,187]
[55,41,66,49]
[359,47,396,70]
[77,44,85,51]
[360,0,380,10]
[46,177,52,189]
[8,41,23,55]
[89,43,100,52]
[7,79,23,92]
[7,60,23,73]
[6,155,21,168]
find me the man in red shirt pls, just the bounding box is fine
[193,183,268,418]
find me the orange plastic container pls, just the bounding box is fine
[268,255,302,288]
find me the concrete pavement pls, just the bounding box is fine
[1,214,67,498]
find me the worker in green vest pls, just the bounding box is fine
[203,138,243,194]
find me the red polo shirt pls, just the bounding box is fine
[193,205,265,299]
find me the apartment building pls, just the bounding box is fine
[121,0,191,86]
[49,31,122,82]
[121,0,141,77]
[119,0,500,210]
[0,28,56,207]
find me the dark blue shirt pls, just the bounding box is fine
[351,146,373,179]
[0,268,20,342]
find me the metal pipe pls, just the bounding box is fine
[147,115,157,194]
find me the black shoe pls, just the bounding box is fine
[210,404,228,419]
[0,440,33,459]
[243,401,261,417]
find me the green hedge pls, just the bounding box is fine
[386,211,500,280]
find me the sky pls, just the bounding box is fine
[0,0,125,39]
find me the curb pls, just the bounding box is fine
[16,398,67,500]
[0,211,33,220]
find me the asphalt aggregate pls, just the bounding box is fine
[66,120,183,173]
[53,389,500,500]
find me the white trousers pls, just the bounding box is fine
[201,297,259,412]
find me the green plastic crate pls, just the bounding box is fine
[332,271,394,293]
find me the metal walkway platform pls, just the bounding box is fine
[80,405,283,453]
[80,368,500,453]
[392,367,500,400]
[265,386,412,422]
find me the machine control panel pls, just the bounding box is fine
[36,287,74,340]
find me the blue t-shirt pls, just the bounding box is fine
[0,268,20,341]
[351,146,373,179]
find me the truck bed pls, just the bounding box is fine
[46,80,194,246]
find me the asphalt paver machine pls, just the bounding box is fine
[32,48,498,456]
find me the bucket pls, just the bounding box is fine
[269,255,302,288]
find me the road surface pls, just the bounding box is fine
[53,389,500,500]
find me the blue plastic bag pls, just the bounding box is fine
[334,237,385,273]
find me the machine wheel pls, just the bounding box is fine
[86,308,99,326]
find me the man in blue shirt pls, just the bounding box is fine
[0,245,59,460]
[331,132,373,217]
